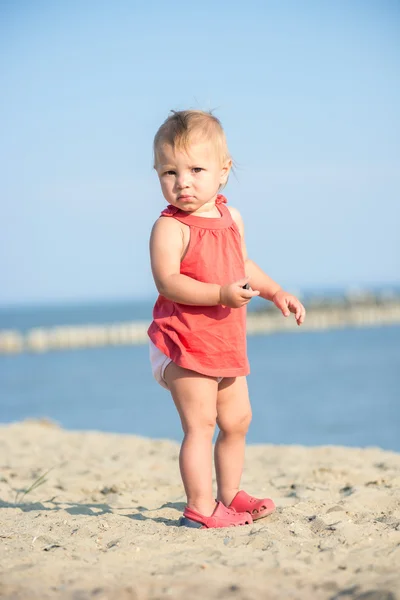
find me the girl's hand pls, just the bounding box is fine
[272,290,306,326]
[220,276,260,308]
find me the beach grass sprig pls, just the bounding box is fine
[14,467,54,505]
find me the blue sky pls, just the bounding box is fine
[1,0,399,306]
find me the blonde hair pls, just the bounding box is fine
[153,110,231,168]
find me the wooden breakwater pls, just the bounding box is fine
[1,300,400,355]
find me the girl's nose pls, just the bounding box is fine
[176,174,189,189]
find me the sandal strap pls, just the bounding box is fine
[182,501,253,528]
[229,490,275,517]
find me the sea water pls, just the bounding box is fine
[0,301,399,451]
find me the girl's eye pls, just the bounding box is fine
[192,167,203,173]
[164,170,176,176]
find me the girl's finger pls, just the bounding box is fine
[297,307,306,325]
[280,298,290,316]
[241,289,260,299]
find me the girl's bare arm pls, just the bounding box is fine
[228,207,281,300]
[150,217,220,305]
[150,217,258,307]
[229,207,306,325]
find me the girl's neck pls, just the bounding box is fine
[188,197,221,218]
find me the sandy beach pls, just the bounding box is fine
[0,420,399,600]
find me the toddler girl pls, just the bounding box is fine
[148,110,306,529]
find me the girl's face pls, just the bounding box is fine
[155,141,231,215]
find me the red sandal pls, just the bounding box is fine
[228,490,275,520]
[180,501,253,529]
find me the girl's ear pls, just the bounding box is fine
[220,159,232,183]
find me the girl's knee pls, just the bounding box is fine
[182,417,216,437]
[217,410,252,436]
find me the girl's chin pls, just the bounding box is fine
[175,200,198,210]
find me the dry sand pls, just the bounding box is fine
[0,420,399,600]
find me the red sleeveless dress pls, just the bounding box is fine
[148,195,249,378]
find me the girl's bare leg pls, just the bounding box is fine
[214,376,252,507]
[163,361,219,517]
